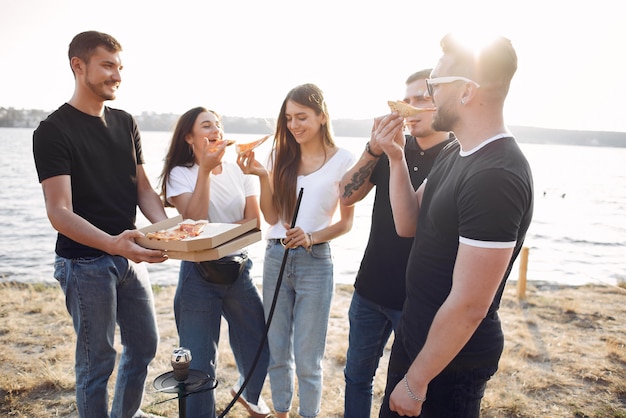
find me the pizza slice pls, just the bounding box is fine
[387,100,435,117]
[145,228,189,241]
[179,220,208,237]
[206,139,236,152]
[146,219,208,241]
[235,135,271,155]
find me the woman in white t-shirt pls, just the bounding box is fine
[158,107,270,418]
[238,84,355,418]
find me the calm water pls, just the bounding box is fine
[2,127,624,287]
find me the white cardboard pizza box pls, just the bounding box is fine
[165,230,262,261]
[136,215,258,252]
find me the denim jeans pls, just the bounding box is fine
[344,291,402,418]
[379,328,498,418]
[54,255,158,418]
[262,240,333,418]
[174,257,269,418]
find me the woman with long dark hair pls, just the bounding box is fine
[159,107,270,418]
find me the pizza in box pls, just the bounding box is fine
[145,219,208,241]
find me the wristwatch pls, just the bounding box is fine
[365,141,383,158]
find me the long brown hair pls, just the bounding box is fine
[158,106,220,206]
[272,83,335,221]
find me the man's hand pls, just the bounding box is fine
[375,113,405,162]
[389,376,426,417]
[366,115,386,157]
[110,229,169,264]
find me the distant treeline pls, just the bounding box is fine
[2,107,625,148]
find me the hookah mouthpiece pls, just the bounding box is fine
[171,347,192,381]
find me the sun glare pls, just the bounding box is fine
[451,30,505,57]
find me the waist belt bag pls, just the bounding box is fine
[197,254,247,285]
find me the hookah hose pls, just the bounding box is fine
[219,187,304,417]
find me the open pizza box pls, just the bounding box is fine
[137,215,261,261]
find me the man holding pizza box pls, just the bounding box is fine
[32,31,168,418]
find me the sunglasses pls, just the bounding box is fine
[425,76,480,97]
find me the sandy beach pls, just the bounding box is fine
[0,280,624,417]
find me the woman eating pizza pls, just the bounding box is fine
[158,107,271,418]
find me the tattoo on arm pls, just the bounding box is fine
[342,160,377,198]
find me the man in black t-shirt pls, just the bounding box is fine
[377,34,533,417]
[339,69,453,418]
[32,31,168,418]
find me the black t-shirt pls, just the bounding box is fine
[401,136,534,368]
[32,103,144,259]
[354,135,454,310]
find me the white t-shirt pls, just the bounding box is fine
[266,147,355,239]
[166,161,259,223]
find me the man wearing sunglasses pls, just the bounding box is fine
[376,33,534,417]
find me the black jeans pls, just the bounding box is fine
[379,329,498,418]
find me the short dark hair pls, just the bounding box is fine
[68,31,122,66]
[405,69,432,85]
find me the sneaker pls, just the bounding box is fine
[231,382,272,418]
[133,410,167,418]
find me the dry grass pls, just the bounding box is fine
[0,281,625,417]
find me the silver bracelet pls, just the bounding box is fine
[403,374,426,402]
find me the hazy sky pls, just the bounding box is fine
[1,0,625,133]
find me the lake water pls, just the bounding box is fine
[2,127,625,287]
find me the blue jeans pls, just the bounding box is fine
[174,257,269,418]
[379,328,498,418]
[262,240,333,418]
[344,291,402,418]
[54,255,158,418]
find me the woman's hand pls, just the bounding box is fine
[237,150,268,177]
[197,138,227,174]
[281,223,310,249]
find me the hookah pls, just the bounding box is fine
[152,347,218,418]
